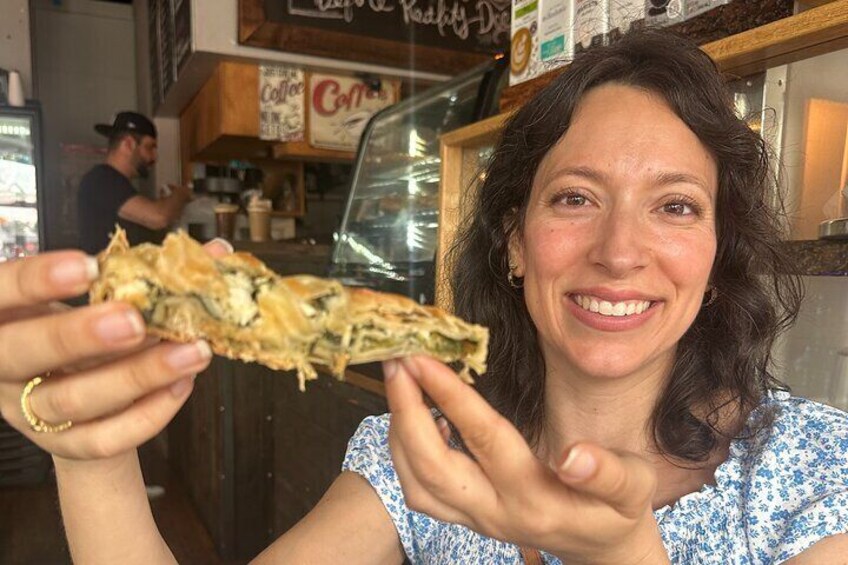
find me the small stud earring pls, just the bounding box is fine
[703,286,718,307]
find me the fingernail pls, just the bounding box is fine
[560,446,596,480]
[50,256,99,287]
[436,417,450,436]
[209,238,234,254]
[166,341,212,371]
[383,359,398,380]
[170,377,193,398]
[93,309,144,343]
[400,357,421,379]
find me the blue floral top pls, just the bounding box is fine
[342,392,848,564]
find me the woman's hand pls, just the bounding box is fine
[0,241,229,461]
[383,356,669,565]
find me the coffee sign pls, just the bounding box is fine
[259,65,305,142]
[308,74,399,151]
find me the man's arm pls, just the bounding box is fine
[118,185,191,231]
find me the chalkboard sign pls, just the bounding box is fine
[239,0,508,75]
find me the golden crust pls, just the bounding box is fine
[90,228,488,390]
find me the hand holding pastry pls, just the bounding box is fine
[384,356,668,565]
[0,242,230,461]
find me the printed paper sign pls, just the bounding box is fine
[308,73,399,151]
[259,65,305,142]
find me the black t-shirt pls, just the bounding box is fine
[77,164,162,254]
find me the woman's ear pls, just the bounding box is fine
[506,225,525,277]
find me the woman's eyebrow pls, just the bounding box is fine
[545,165,609,185]
[653,171,711,195]
[546,166,712,196]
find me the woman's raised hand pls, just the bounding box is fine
[0,242,229,461]
[383,356,669,565]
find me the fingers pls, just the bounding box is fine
[32,375,195,461]
[435,417,451,444]
[0,302,146,382]
[0,251,98,310]
[388,418,470,525]
[204,238,233,258]
[398,356,537,484]
[26,340,211,427]
[383,359,496,522]
[556,443,657,519]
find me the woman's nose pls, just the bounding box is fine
[586,208,650,277]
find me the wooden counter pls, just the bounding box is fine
[167,241,391,560]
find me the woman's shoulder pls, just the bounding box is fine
[738,391,848,468]
[732,392,848,562]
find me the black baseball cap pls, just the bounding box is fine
[94,111,157,139]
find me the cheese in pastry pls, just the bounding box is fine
[89,228,488,390]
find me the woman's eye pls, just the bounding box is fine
[662,201,696,216]
[562,193,588,206]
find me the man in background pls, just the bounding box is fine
[77,111,191,254]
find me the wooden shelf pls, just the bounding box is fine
[180,61,357,183]
[271,141,354,163]
[500,0,848,112]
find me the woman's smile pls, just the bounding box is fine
[566,291,662,332]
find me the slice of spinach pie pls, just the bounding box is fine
[89,228,488,390]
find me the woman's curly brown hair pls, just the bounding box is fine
[448,30,804,463]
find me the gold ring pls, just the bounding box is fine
[20,374,73,433]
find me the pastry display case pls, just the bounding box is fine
[329,58,507,304]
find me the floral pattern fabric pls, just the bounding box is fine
[342,392,848,564]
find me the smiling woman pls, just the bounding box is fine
[453,30,803,464]
[0,27,845,565]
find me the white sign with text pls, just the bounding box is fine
[259,65,306,142]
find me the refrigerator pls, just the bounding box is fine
[0,104,46,261]
[329,58,507,305]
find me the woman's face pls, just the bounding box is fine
[509,84,718,382]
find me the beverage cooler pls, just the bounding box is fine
[329,59,507,304]
[0,104,51,487]
[0,105,46,261]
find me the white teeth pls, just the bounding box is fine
[573,295,652,317]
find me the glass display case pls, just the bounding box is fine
[329,59,507,304]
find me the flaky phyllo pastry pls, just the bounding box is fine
[90,229,488,390]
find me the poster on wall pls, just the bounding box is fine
[308,74,399,151]
[259,65,305,142]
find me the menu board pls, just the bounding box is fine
[239,0,506,74]
[267,0,511,53]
